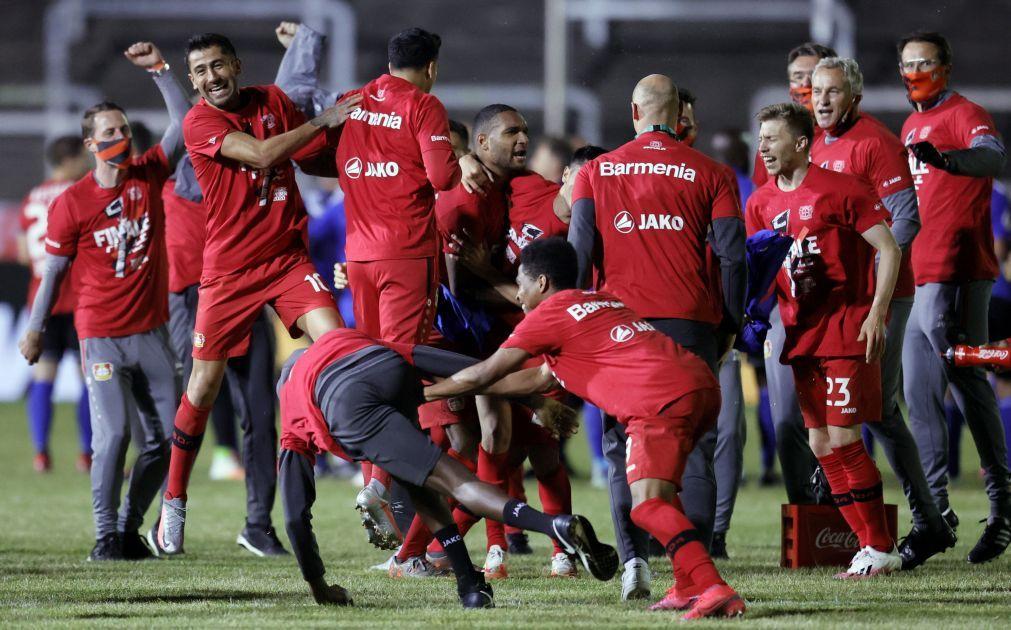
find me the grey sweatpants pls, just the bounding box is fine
[603,318,718,562]
[714,351,745,534]
[82,327,181,539]
[903,281,1011,519]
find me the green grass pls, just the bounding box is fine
[1,401,1009,628]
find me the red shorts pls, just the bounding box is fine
[622,387,720,486]
[419,396,478,430]
[347,258,439,343]
[193,251,338,360]
[791,357,882,429]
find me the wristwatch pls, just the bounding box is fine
[148,61,170,77]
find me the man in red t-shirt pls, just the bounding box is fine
[810,56,956,568]
[747,102,903,578]
[17,135,92,474]
[153,33,363,556]
[895,31,1011,563]
[568,74,745,598]
[18,42,190,562]
[425,238,744,619]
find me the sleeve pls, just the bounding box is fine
[274,24,340,118]
[183,106,236,159]
[846,184,891,234]
[139,145,171,187]
[711,167,743,220]
[711,217,746,330]
[500,307,562,357]
[26,254,72,332]
[955,103,1000,149]
[435,192,473,254]
[153,71,191,168]
[44,195,79,257]
[17,195,31,231]
[411,345,482,378]
[279,448,327,582]
[416,97,461,191]
[881,187,920,249]
[743,195,764,237]
[568,165,597,289]
[865,136,915,200]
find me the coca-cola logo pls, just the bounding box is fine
[978,348,1010,361]
[814,527,859,549]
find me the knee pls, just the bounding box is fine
[186,364,224,407]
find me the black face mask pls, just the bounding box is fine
[96,137,132,169]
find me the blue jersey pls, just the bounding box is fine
[303,187,355,327]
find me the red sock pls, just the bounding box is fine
[835,439,892,551]
[504,465,526,536]
[428,505,480,554]
[536,464,572,555]
[361,461,373,485]
[478,447,510,549]
[429,425,451,451]
[397,515,433,562]
[372,466,393,491]
[630,497,725,596]
[165,395,211,501]
[816,450,867,546]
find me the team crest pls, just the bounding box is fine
[127,185,143,201]
[919,126,931,140]
[193,332,206,348]
[832,160,845,172]
[447,397,465,412]
[92,362,113,382]
[644,140,665,151]
[371,88,387,102]
[261,113,277,129]
[799,205,814,220]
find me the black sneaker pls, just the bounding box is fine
[551,514,618,581]
[237,525,290,557]
[967,517,1011,564]
[87,533,123,561]
[711,531,729,559]
[506,532,533,555]
[898,522,957,570]
[943,508,960,532]
[459,576,495,609]
[121,530,154,560]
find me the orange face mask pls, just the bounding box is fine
[789,86,814,112]
[96,137,133,170]
[902,70,947,103]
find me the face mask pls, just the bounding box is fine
[902,70,947,103]
[96,137,133,169]
[825,95,860,137]
[789,86,813,112]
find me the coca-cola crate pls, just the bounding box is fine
[781,503,898,568]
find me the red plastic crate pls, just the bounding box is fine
[781,503,898,568]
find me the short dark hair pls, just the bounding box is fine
[570,144,607,167]
[388,28,441,70]
[185,33,237,64]
[473,104,518,137]
[897,31,952,66]
[81,101,126,139]
[677,87,696,107]
[757,102,814,143]
[130,121,154,153]
[45,135,83,168]
[448,119,469,146]
[519,237,578,290]
[786,42,837,65]
[534,136,573,167]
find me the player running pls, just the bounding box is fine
[276,326,618,608]
[153,33,362,555]
[748,102,903,578]
[19,42,189,561]
[897,31,1011,563]
[17,135,92,473]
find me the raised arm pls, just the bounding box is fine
[19,254,72,364]
[123,42,190,169]
[274,22,340,117]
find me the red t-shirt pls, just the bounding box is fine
[745,165,889,362]
[337,74,460,262]
[19,179,76,314]
[501,289,716,420]
[162,180,205,293]
[280,328,414,460]
[504,171,567,273]
[45,147,170,339]
[811,114,916,298]
[435,184,509,258]
[901,92,1000,284]
[572,131,742,324]
[184,84,330,278]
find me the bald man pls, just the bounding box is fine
[569,74,745,600]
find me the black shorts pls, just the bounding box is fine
[41,313,80,362]
[314,347,443,487]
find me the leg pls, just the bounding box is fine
[476,395,512,554]
[713,354,746,549]
[26,359,58,464]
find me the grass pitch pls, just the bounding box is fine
[1,401,1009,628]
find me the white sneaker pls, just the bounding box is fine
[483,544,508,579]
[208,449,244,481]
[371,553,398,571]
[841,545,901,579]
[355,486,402,550]
[389,555,449,578]
[549,552,578,577]
[620,557,651,600]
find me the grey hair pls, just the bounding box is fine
[813,56,864,95]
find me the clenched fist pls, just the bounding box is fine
[124,42,165,70]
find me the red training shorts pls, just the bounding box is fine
[622,386,720,486]
[791,357,882,429]
[193,250,338,360]
[347,257,439,343]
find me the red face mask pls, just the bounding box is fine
[902,70,947,103]
[96,137,133,170]
[789,86,814,112]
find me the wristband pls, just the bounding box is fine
[148,61,169,76]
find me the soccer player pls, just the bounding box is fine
[568,74,745,599]
[276,326,618,608]
[426,238,745,619]
[897,31,1011,563]
[17,135,92,473]
[449,119,470,158]
[334,28,488,539]
[153,33,363,555]
[19,42,189,561]
[809,56,956,568]
[748,102,903,577]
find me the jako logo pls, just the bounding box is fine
[614,211,685,233]
[365,161,400,177]
[610,324,635,343]
[614,211,634,233]
[345,157,363,179]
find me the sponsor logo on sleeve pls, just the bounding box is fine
[832,160,845,172]
[45,238,61,249]
[971,124,991,135]
[918,126,931,140]
[209,136,217,145]
[431,135,450,142]
[92,362,113,382]
[193,332,206,348]
[881,175,903,189]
